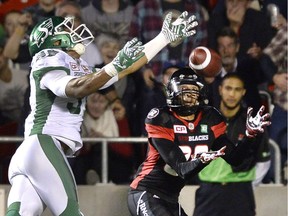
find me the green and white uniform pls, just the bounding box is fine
[7,49,117,216]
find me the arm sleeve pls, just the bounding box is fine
[149,136,204,179]
[213,134,257,167]
[40,70,75,98]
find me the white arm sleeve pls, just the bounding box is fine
[143,33,169,62]
[41,70,74,98]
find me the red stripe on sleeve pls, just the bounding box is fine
[211,121,226,138]
[145,123,174,141]
[130,144,159,189]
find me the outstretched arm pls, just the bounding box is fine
[66,11,198,98]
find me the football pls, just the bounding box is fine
[189,46,222,77]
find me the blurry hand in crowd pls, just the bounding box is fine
[143,68,155,89]
[272,14,287,30]
[226,0,249,30]
[273,73,288,92]
[247,42,262,59]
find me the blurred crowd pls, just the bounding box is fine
[0,0,287,186]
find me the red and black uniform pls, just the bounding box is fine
[128,105,254,216]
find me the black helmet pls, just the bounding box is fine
[166,67,206,116]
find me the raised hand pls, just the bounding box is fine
[112,38,145,73]
[246,105,271,138]
[161,11,198,44]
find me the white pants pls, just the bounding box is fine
[7,134,82,216]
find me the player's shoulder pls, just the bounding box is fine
[201,105,225,123]
[31,49,69,69]
[145,106,172,126]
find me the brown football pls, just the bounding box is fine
[189,46,222,77]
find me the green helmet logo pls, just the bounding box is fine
[29,16,94,57]
[33,18,54,49]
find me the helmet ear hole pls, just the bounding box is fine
[53,40,61,46]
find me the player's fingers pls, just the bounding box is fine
[164,12,172,24]
[261,113,270,121]
[247,107,253,117]
[257,105,265,116]
[185,21,198,31]
[187,15,197,23]
[178,11,188,20]
[261,121,271,128]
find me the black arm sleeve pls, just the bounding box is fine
[212,134,256,167]
[150,138,205,179]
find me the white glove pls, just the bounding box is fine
[246,105,271,138]
[105,38,144,76]
[112,38,144,72]
[197,146,226,164]
[161,11,198,43]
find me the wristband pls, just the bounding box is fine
[103,63,118,77]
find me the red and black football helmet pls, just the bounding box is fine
[166,67,207,116]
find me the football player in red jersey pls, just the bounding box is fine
[127,67,270,216]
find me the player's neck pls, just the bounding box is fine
[180,114,195,121]
[67,50,81,59]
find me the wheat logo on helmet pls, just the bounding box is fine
[29,16,94,57]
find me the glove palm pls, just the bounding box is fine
[161,11,198,44]
[112,38,145,73]
[246,105,271,138]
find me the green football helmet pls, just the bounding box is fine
[28,16,94,56]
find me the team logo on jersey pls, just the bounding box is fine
[200,124,208,133]
[81,65,90,73]
[70,62,80,71]
[188,122,194,130]
[147,108,159,119]
[174,125,187,133]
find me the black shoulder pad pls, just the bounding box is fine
[145,106,172,127]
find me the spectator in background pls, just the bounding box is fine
[208,0,275,62]
[70,92,134,184]
[207,27,265,113]
[21,0,57,28]
[260,15,287,184]
[95,33,126,113]
[0,34,28,184]
[193,74,271,216]
[128,0,208,136]
[3,10,32,71]
[81,0,134,45]
[0,36,28,126]
[13,0,59,136]
[55,0,103,67]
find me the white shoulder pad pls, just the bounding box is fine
[31,49,70,70]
